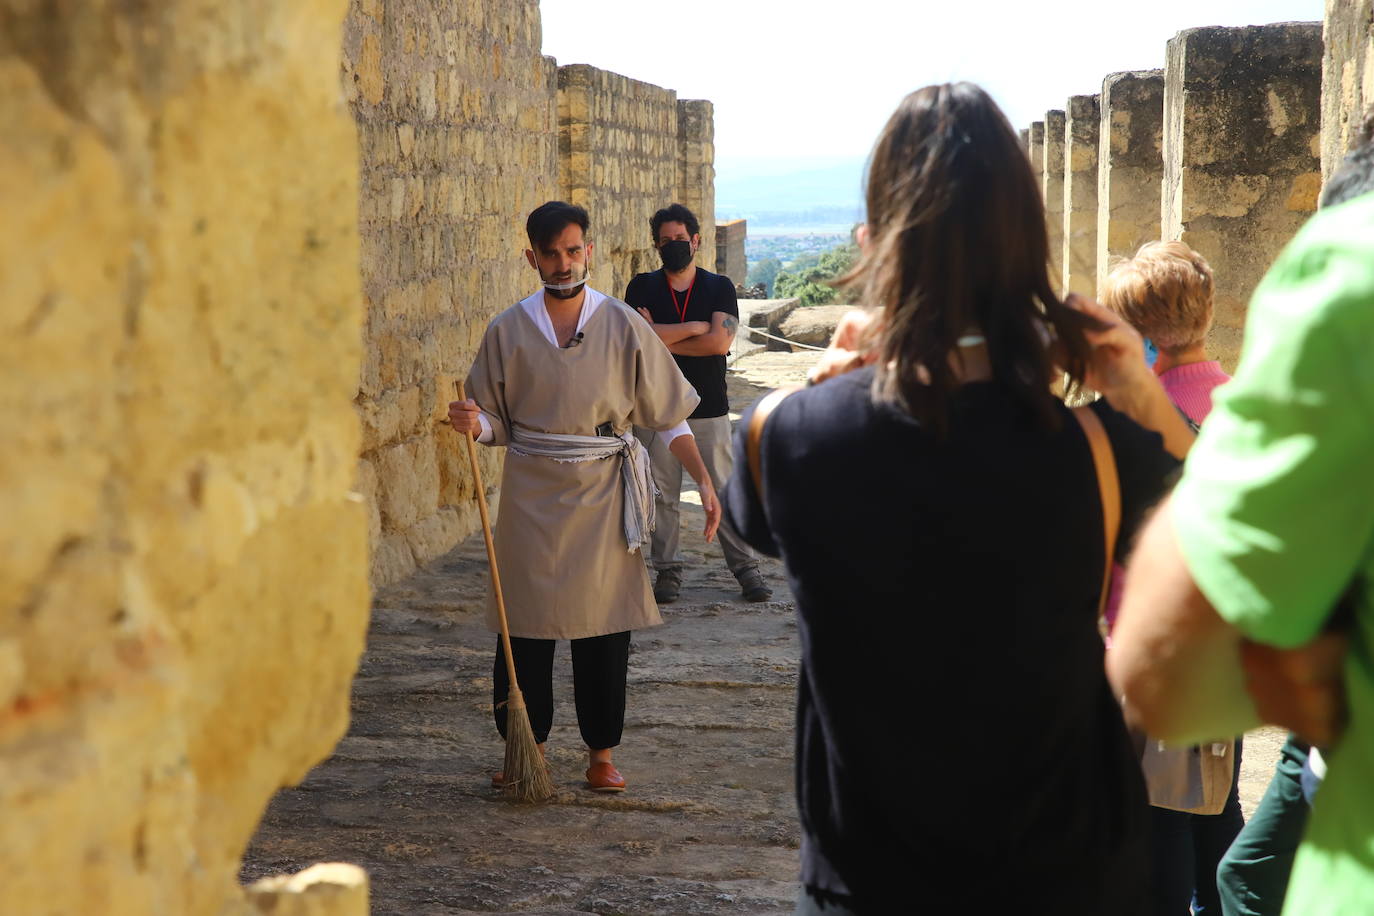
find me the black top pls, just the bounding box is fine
[624,267,738,419]
[724,367,1179,914]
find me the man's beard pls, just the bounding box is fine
[541,263,589,299]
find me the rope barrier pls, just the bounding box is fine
[740,325,829,352]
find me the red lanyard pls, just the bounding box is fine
[666,273,696,323]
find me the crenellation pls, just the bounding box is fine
[1323,0,1374,179]
[1162,22,1322,370]
[1063,94,1101,296]
[1042,110,1066,288]
[1097,70,1165,291]
[716,219,748,287]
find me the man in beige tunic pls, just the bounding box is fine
[448,201,720,793]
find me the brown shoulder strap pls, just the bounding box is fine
[1072,405,1121,619]
[747,385,803,498]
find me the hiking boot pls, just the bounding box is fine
[736,567,772,603]
[653,567,683,603]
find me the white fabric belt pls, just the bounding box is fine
[507,426,657,553]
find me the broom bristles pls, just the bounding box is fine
[501,686,554,803]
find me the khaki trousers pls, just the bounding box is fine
[636,414,757,574]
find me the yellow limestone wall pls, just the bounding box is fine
[344,0,559,587]
[0,3,370,914]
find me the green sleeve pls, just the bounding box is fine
[1173,214,1374,647]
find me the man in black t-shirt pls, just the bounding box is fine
[626,203,770,604]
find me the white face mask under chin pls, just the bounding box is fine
[542,263,589,297]
[544,277,586,292]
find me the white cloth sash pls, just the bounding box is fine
[507,426,656,553]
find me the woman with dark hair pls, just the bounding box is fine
[723,83,1194,913]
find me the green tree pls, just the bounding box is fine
[746,256,782,296]
[773,242,857,308]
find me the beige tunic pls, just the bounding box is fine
[466,292,700,639]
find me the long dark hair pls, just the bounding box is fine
[840,83,1098,434]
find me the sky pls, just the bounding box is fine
[540,0,1323,178]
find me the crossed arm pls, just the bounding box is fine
[636,309,738,357]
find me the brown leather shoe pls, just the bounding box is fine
[585,761,626,793]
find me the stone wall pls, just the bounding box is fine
[1041,110,1066,287]
[1,3,369,914]
[1029,120,1045,174]
[344,0,558,587]
[1162,23,1322,370]
[1063,95,1100,296]
[1323,0,1374,179]
[1097,70,1165,291]
[559,64,680,300]
[716,218,748,286]
[678,99,718,272]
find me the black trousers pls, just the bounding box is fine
[1149,740,1246,916]
[492,631,630,750]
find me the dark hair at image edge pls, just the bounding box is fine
[527,200,590,250]
[650,203,700,241]
[838,82,1101,435]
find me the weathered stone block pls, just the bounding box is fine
[1163,23,1322,370]
[1097,70,1165,291]
[1323,0,1374,180]
[1063,95,1100,296]
[0,3,369,912]
[716,219,747,286]
[246,863,369,916]
[1042,110,1066,287]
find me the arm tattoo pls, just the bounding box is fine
[723,315,738,339]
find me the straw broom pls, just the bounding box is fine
[454,381,554,803]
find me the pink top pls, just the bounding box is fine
[1156,360,1231,425]
[1103,360,1231,635]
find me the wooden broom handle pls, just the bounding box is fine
[455,381,520,688]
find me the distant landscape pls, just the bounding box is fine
[716,155,865,294]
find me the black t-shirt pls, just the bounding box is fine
[724,366,1179,913]
[624,268,738,419]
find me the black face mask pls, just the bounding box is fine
[658,239,694,272]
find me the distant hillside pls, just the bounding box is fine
[716,156,865,226]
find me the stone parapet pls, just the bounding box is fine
[1097,70,1165,291]
[1042,110,1066,287]
[716,219,748,286]
[678,99,717,271]
[1323,0,1374,180]
[345,0,557,586]
[1163,22,1322,370]
[1063,95,1101,296]
[559,64,681,299]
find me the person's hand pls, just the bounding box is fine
[808,308,880,385]
[447,398,482,436]
[1240,632,1349,747]
[1063,294,1152,400]
[636,307,654,323]
[699,481,721,544]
